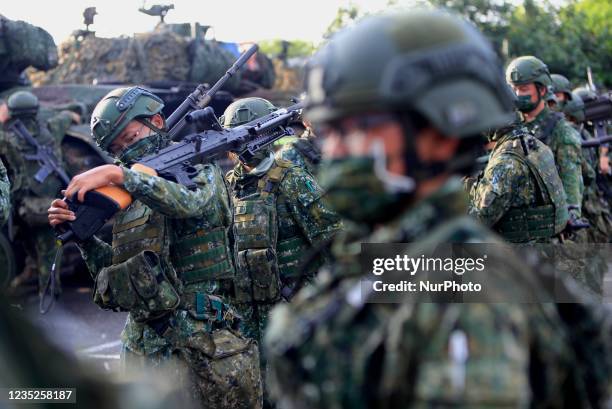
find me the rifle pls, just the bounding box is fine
[581,134,612,148]
[56,102,304,243]
[166,44,259,139]
[9,119,70,185]
[583,93,612,141]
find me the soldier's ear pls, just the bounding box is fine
[150,113,165,129]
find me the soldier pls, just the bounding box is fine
[47,86,262,409]
[563,92,612,243]
[264,10,612,408]
[469,125,568,242]
[550,73,573,110]
[275,118,321,175]
[0,91,78,298]
[222,97,341,345]
[574,86,611,177]
[506,57,584,225]
[0,158,9,227]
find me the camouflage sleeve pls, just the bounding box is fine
[280,167,342,245]
[553,125,584,217]
[77,235,113,278]
[0,159,10,227]
[122,163,230,224]
[468,155,528,227]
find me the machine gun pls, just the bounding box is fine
[56,102,304,243]
[9,119,70,185]
[581,134,612,148]
[139,3,175,23]
[166,44,259,139]
[583,93,612,141]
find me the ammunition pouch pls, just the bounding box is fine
[234,248,281,303]
[180,328,262,409]
[93,250,180,322]
[495,205,556,243]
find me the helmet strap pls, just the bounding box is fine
[136,116,166,135]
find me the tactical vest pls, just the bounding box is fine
[112,201,167,264]
[231,160,312,303]
[170,222,234,286]
[493,134,569,242]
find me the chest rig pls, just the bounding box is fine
[112,200,167,264]
[231,160,311,303]
[493,134,569,242]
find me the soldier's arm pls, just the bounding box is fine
[280,168,342,245]
[554,126,584,217]
[468,156,527,227]
[122,163,229,223]
[0,159,10,226]
[77,236,113,279]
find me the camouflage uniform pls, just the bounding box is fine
[469,127,568,242]
[0,159,9,226]
[226,159,341,345]
[522,107,584,218]
[79,164,262,409]
[79,87,262,409]
[266,179,611,408]
[275,129,321,175]
[0,106,74,295]
[266,11,612,409]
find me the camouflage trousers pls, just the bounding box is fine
[582,183,612,243]
[11,225,61,297]
[121,318,263,409]
[555,234,605,299]
[234,302,278,409]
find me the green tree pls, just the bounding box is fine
[259,39,315,59]
[324,3,361,39]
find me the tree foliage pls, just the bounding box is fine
[324,0,611,87]
[259,39,315,59]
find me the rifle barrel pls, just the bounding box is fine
[167,44,259,138]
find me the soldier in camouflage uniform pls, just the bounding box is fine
[264,10,612,409]
[563,92,612,243]
[222,97,341,346]
[469,125,568,242]
[506,57,585,224]
[574,86,611,179]
[550,73,573,111]
[0,91,77,298]
[48,86,262,409]
[275,119,321,175]
[0,158,9,227]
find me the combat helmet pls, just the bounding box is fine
[563,92,585,123]
[220,97,277,128]
[304,10,516,138]
[551,74,572,100]
[90,86,164,150]
[7,91,39,117]
[505,56,552,88]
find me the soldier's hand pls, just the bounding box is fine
[48,198,75,227]
[64,165,124,202]
[599,155,610,175]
